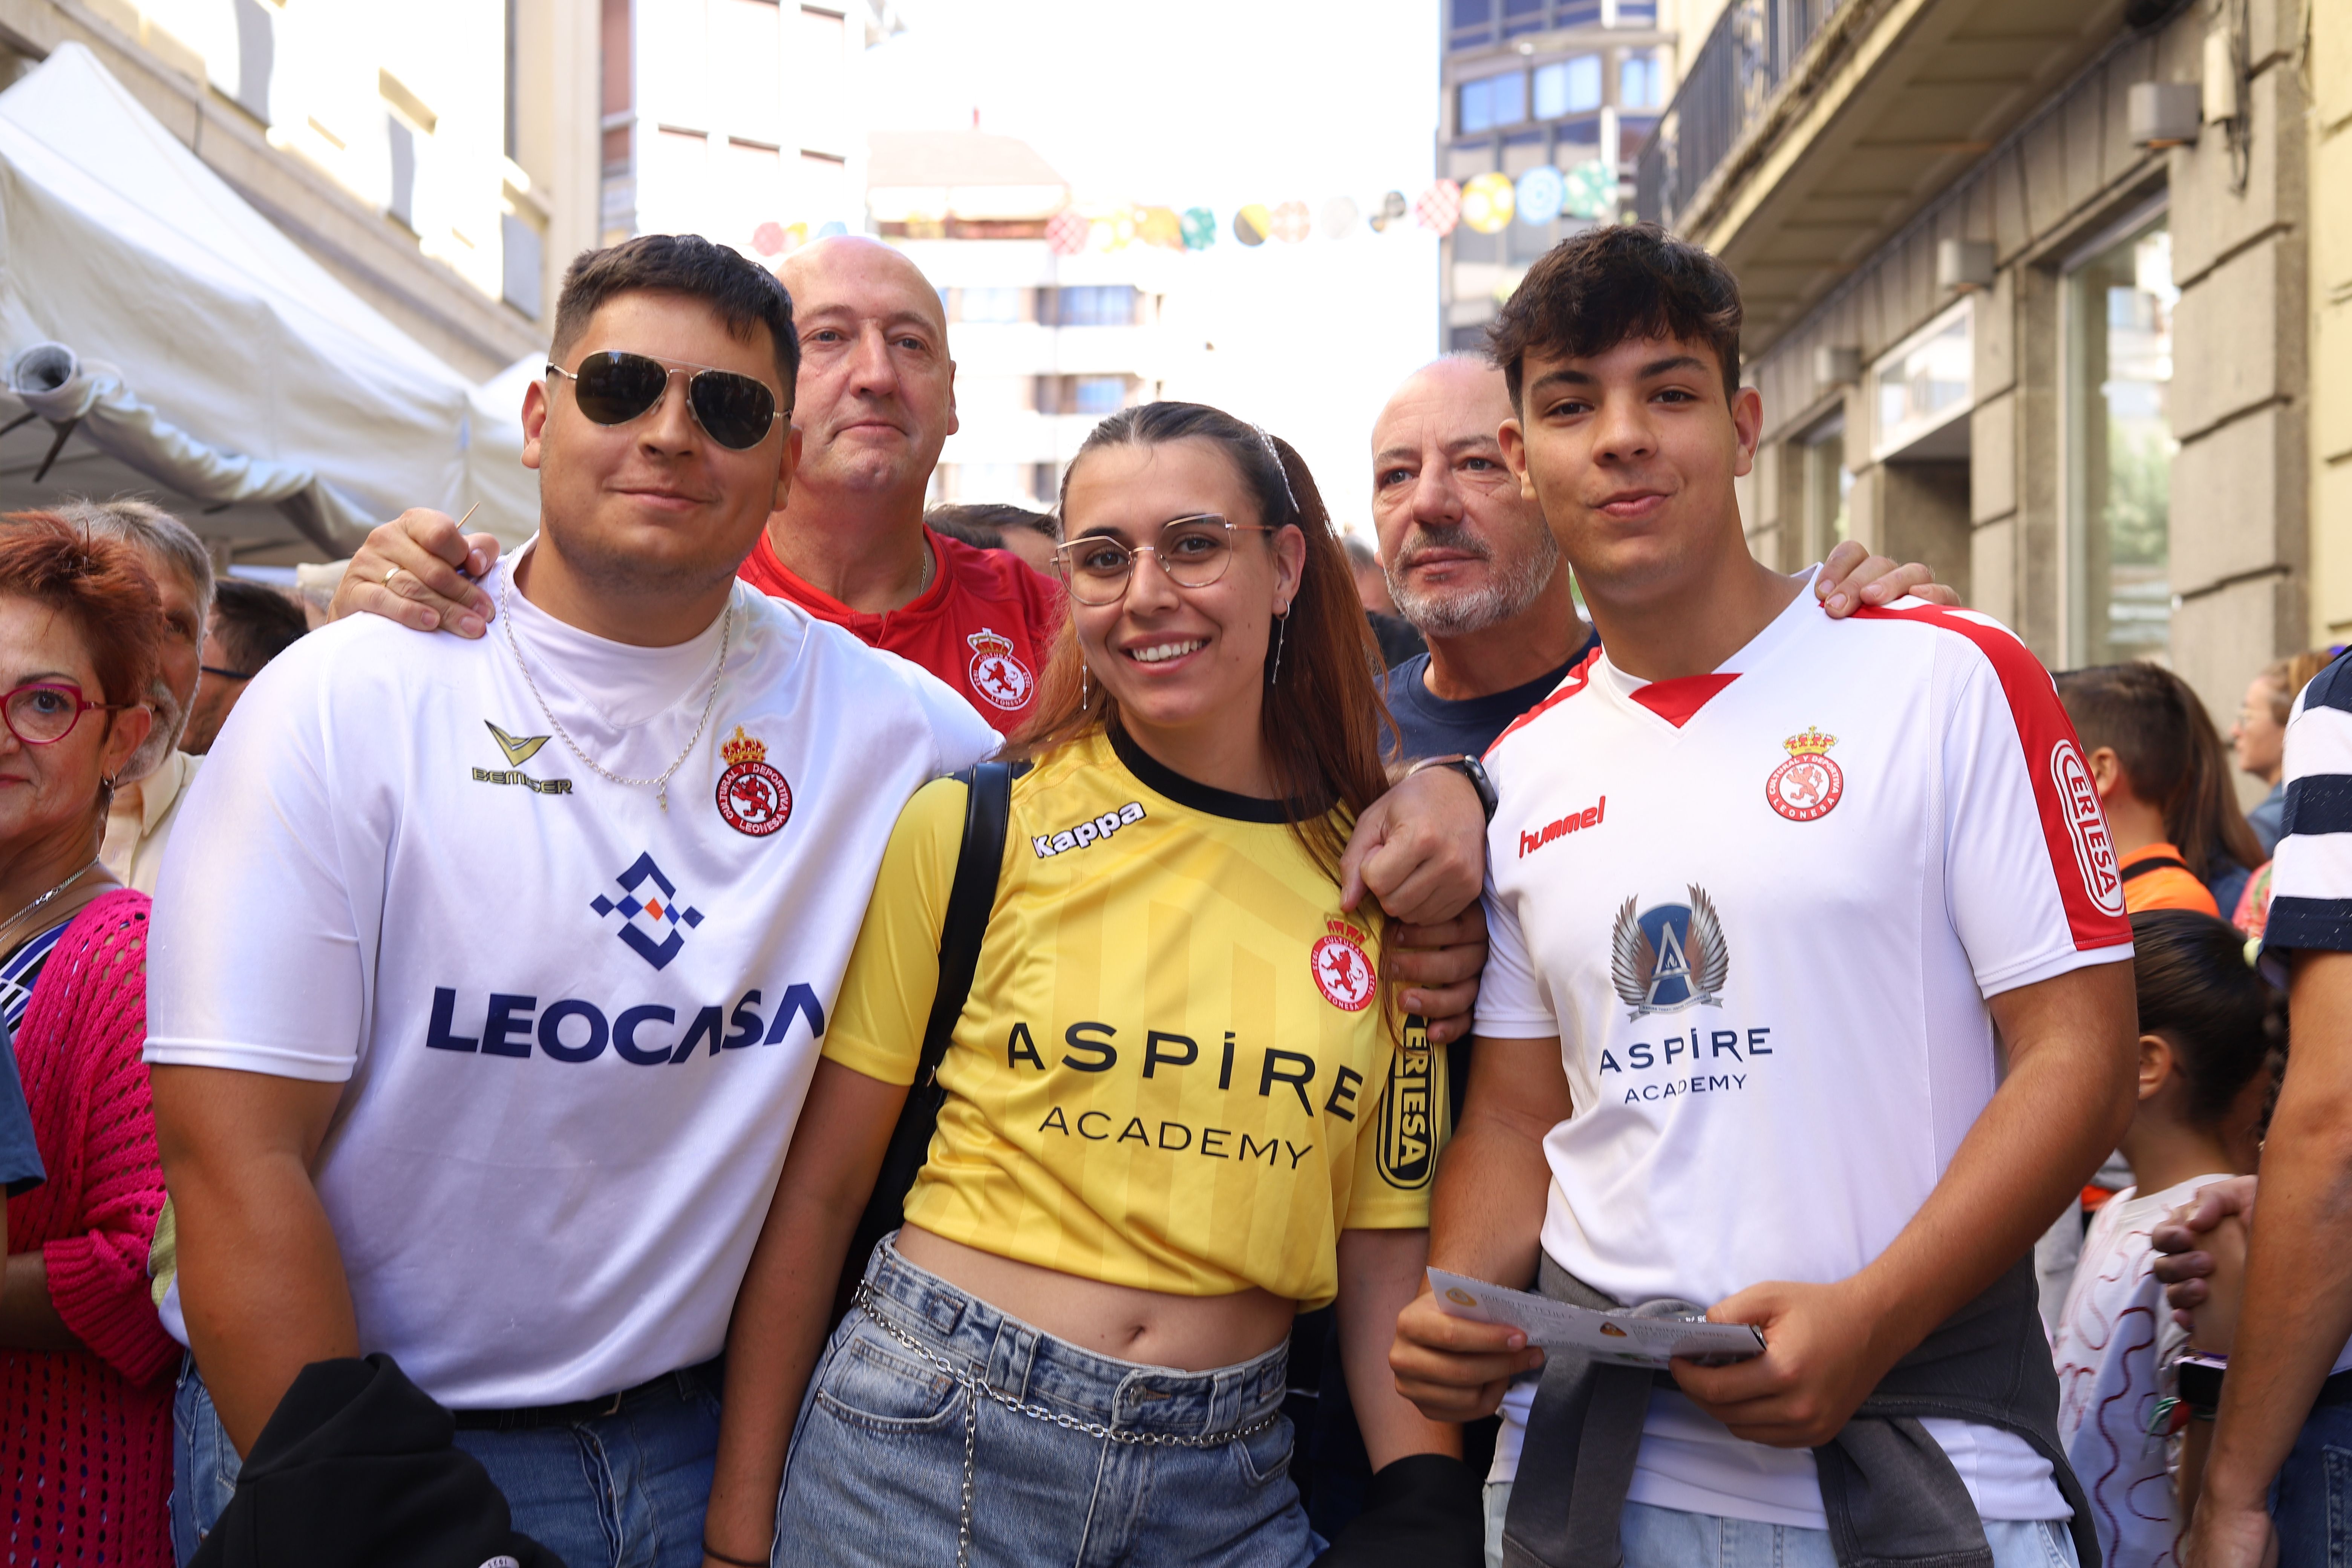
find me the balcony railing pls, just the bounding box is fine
[1634,0,1842,230]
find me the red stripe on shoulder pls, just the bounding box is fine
[1484,642,1606,760]
[1851,603,2131,949]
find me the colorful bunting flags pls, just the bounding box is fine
[1461,172,1515,234]
[1415,179,1462,235]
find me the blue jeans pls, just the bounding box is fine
[2275,1397,2352,1567]
[1481,1487,2079,1568]
[775,1238,1321,1568]
[170,1353,721,1568]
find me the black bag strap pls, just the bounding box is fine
[2120,854,2191,882]
[834,760,1018,1323]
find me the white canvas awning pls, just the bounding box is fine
[0,42,536,556]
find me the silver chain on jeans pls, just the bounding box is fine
[851,1283,1283,1566]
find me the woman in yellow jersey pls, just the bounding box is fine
[701,404,1479,1568]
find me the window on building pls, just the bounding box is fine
[1554,0,1602,26]
[957,287,1024,324]
[1872,299,1972,461]
[1620,51,1663,109]
[1504,0,1547,37]
[2066,214,2176,666]
[1614,0,1658,22]
[1534,56,1602,118]
[1072,376,1128,414]
[1450,0,1495,48]
[1053,286,1140,327]
[501,212,544,318]
[1618,114,1659,164]
[1803,415,1853,563]
[1460,72,1527,134]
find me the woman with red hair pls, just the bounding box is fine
[0,510,178,1565]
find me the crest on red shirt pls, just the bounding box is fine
[1766,727,1844,822]
[715,726,793,838]
[965,628,1035,712]
[1312,920,1377,1013]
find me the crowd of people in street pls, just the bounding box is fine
[0,212,2333,1568]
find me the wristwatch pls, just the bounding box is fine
[1407,753,1499,824]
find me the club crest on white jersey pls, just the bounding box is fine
[1766,727,1843,822]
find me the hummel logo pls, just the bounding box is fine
[486,722,551,767]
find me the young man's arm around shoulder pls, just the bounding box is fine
[151,1068,354,1453]
[1674,962,2136,1442]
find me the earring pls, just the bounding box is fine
[1268,609,1289,687]
[1080,664,1090,704]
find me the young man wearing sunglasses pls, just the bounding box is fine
[341,235,1062,736]
[141,234,1006,1566]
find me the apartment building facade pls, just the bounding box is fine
[1635,0,2346,748]
[869,130,1172,510]
[1439,0,1680,348]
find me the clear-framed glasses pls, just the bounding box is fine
[1052,514,1275,606]
[546,352,786,450]
[0,681,127,747]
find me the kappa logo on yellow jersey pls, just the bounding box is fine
[1031,801,1146,858]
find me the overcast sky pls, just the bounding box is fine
[857,0,1446,537]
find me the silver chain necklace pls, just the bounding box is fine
[499,573,731,813]
[2,859,98,934]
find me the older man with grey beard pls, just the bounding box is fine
[1368,354,1949,761]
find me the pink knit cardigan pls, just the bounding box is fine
[0,889,175,1566]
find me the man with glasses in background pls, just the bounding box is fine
[178,579,308,754]
[340,234,1061,735]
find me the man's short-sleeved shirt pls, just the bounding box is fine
[1475,582,2132,1527]
[738,525,1063,735]
[144,551,996,1409]
[1377,629,1599,761]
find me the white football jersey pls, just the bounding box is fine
[146,549,997,1408]
[1476,579,2132,1526]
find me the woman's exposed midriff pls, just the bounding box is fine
[894,1224,1297,1373]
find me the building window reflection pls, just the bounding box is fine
[2066,215,2176,666]
[1460,71,1528,133]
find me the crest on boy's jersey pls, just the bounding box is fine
[1611,887,1729,1018]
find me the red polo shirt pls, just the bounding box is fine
[737,526,1064,735]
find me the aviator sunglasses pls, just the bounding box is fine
[545,352,786,450]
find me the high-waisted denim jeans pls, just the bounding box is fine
[775,1237,1322,1568]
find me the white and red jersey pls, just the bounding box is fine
[1476,577,2132,1527]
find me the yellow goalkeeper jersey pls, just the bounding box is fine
[822,725,1445,1310]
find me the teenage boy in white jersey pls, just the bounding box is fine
[1387,224,2141,1568]
[140,237,1007,1566]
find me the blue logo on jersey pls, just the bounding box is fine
[590,853,704,970]
[1609,887,1729,1018]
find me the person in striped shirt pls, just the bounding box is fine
[2168,649,2352,1567]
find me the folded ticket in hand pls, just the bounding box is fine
[1427,1269,1767,1368]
